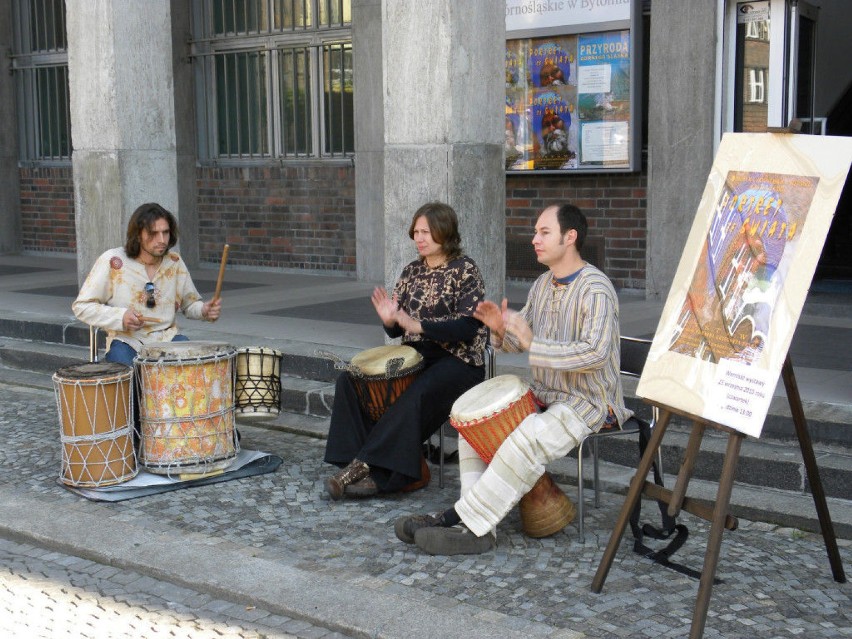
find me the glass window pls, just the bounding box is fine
[747,68,766,104]
[11,0,71,163]
[191,0,353,162]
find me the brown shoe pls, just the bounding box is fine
[399,456,431,493]
[325,459,369,500]
[344,476,379,498]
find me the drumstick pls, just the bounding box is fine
[212,244,229,302]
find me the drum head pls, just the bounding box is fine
[54,361,132,381]
[350,345,422,377]
[137,341,235,362]
[451,374,529,422]
[237,346,283,357]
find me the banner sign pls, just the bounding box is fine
[506,0,631,33]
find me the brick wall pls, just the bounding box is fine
[17,164,649,289]
[197,165,357,272]
[505,171,648,290]
[19,167,76,252]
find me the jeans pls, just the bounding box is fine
[104,334,189,367]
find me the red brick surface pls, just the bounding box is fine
[17,165,648,288]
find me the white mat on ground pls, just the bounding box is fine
[61,449,282,502]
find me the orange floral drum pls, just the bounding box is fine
[135,341,238,476]
[53,362,138,487]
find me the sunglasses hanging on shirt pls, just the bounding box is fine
[144,282,156,309]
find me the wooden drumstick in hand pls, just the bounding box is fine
[213,244,229,302]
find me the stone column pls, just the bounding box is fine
[66,0,193,283]
[0,6,21,254]
[354,0,506,301]
[646,0,719,300]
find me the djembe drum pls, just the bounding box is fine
[235,347,282,417]
[450,374,575,538]
[348,345,424,422]
[135,341,238,476]
[53,362,137,487]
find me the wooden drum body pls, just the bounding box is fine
[348,345,424,422]
[135,341,238,476]
[235,347,282,417]
[53,362,137,487]
[450,374,575,538]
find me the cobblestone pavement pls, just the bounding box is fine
[0,537,353,639]
[2,381,851,638]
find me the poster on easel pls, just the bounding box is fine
[638,132,852,437]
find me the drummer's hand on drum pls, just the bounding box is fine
[122,308,144,332]
[371,287,398,327]
[203,297,222,322]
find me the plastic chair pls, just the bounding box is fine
[435,343,496,488]
[575,335,664,543]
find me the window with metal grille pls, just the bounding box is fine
[190,0,353,162]
[11,0,71,164]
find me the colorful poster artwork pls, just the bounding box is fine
[637,133,852,438]
[669,172,818,366]
[577,31,630,165]
[505,34,581,170]
[531,90,577,169]
[528,41,574,88]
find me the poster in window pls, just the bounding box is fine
[637,133,852,437]
[577,30,631,166]
[505,29,631,172]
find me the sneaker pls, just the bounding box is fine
[414,526,495,556]
[394,513,442,544]
[344,476,379,498]
[325,459,369,501]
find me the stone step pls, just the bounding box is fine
[2,336,850,502]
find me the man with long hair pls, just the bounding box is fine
[73,202,221,367]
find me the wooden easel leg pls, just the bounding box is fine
[669,422,705,518]
[591,409,671,593]
[690,431,743,639]
[781,356,846,583]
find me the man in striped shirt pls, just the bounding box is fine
[395,203,632,555]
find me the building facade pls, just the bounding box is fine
[2,0,850,298]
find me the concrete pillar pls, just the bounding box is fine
[354,0,506,301]
[353,0,385,282]
[645,0,719,300]
[0,5,22,254]
[66,0,193,284]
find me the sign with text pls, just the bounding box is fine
[506,0,631,33]
[637,133,852,437]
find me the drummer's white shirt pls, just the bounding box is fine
[72,248,206,352]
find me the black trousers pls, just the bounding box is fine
[323,354,484,492]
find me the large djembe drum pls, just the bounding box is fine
[53,362,138,487]
[449,374,575,538]
[135,341,238,476]
[348,345,424,422]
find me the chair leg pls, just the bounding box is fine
[593,435,601,508]
[439,422,445,489]
[577,439,586,544]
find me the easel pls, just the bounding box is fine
[591,354,846,639]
